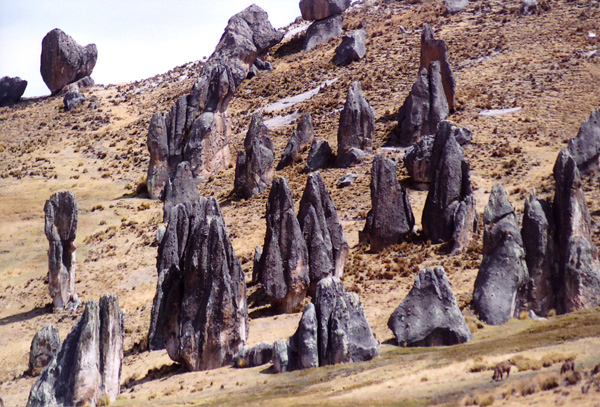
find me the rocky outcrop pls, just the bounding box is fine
[29,325,62,376]
[44,191,80,311]
[337,173,357,188]
[403,134,434,186]
[40,29,97,94]
[0,76,27,107]
[421,121,477,254]
[473,185,529,325]
[299,0,351,21]
[361,155,414,252]
[334,30,367,66]
[445,0,469,14]
[305,139,333,172]
[566,109,600,174]
[234,342,273,368]
[63,90,85,111]
[553,149,600,313]
[148,197,248,370]
[419,24,455,111]
[255,177,309,313]
[304,14,344,52]
[272,303,319,373]
[298,172,349,292]
[234,114,275,199]
[162,161,200,221]
[277,113,314,170]
[146,5,282,199]
[388,266,472,346]
[27,295,125,407]
[337,81,374,167]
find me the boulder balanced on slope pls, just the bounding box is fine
[0,76,27,107]
[337,81,375,168]
[277,113,314,170]
[473,185,529,325]
[299,0,351,21]
[388,266,472,346]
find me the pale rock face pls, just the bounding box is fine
[337,81,375,168]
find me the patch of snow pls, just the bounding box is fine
[284,22,311,41]
[263,78,338,113]
[264,111,302,129]
[479,107,522,117]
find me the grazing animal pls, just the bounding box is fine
[493,360,513,381]
[561,359,575,375]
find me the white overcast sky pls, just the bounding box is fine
[0,1,300,97]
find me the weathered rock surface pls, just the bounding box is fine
[272,303,319,373]
[299,0,351,21]
[305,139,333,172]
[304,14,343,52]
[419,24,455,111]
[337,81,374,167]
[255,177,309,313]
[40,29,97,94]
[146,5,282,199]
[234,114,275,199]
[473,185,529,325]
[277,113,314,170]
[422,121,477,254]
[298,172,349,292]
[403,134,435,185]
[149,197,248,370]
[566,109,600,174]
[63,90,85,111]
[445,0,469,14]
[522,0,538,14]
[388,266,472,346]
[234,342,273,368]
[361,155,414,252]
[334,29,367,66]
[27,295,125,407]
[0,76,27,107]
[162,161,200,221]
[44,191,79,311]
[337,173,358,188]
[29,325,62,377]
[60,76,94,94]
[553,149,600,313]
[522,190,557,317]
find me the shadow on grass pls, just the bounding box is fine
[123,362,184,389]
[0,303,52,327]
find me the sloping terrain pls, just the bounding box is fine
[1,0,600,406]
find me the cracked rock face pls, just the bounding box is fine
[337,81,374,168]
[29,325,62,377]
[419,24,455,111]
[44,191,79,311]
[334,29,367,66]
[272,303,319,373]
[303,14,344,52]
[388,266,472,346]
[567,109,600,174]
[277,113,314,170]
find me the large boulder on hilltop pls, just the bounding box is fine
[566,109,600,174]
[304,14,343,52]
[27,295,125,407]
[40,29,97,94]
[0,76,27,107]
[272,303,319,373]
[29,325,62,377]
[44,191,80,311]
[298,172,349,293]
[255,177,309,313]
[234,114,275,199]
[300,0,351,20]
[361,155,414,252]
[473,185,529,325]
[277,113,315,170]
[388,266,472,346]
[553,149,600,313]
[337,81,374,168]
[419,24,455,111]
[334,30,367,66]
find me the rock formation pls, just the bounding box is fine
[272,303,319,373]
[298,172,349,292]
[44,191,80,311]
[566,109,600,174]
[421,121,477,254]
[234,114,275,199]
[63,90,85,111]
[419,24,455,111]
[40,29,97,94]
[473,185,529,325]
[304,14,344,51]
[234,342,273,368]
[552,149,600,313]
[334,29,367,66]
[255,177,309,313]
[29,325,62,377]
[146,5,282,199]
[0,76,27,107]
[337,81,374,168]
[305,139,333,172]
[403,134,435,186]
[27,295,125,407]
[445,0,469,14]
[299,0,351,21]
[162,161,200,221]
[277,113,314,170]
[148,197,248,370]
[361,155,414,252]
[388,266,472,346]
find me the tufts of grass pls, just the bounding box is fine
[97,394,111,406]
[510,355,543,372]
[539,375,559,391]
[540,352,576,368]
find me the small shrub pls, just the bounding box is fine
[541,352,576,368]
[91,204,104,212]
[540,376,559,391]
[421,376,428,382]
[565,371,582,385]
[469,363,489,373]
[519,311,529,320]
[511,355,543,372]
[548,309,557,317]
[519,382,537,397]
[479,395,494,406]
[97,394,111,406]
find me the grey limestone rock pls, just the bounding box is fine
[0,76,27,107]
[233,342,273,368]
[566,109,600,174]
[162,161,200,221]
[277,113,314,170]
[334,29,367,66]
[29,325,62,377]
[337,81,374,167]
[445,0,469,14]
[403,134,435,185]
[419,24,455,111]
[63,90,86,111]
[337,173,358,188]
[306,139,333,173]
[304,14,343,52]
[299,0,351,21]
[272,303,319,373]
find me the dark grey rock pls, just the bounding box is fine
[298,172,349,293]
[404,134,435,185]
[29,325,62,376]
[305,139,333,173]
[272,303,319,373]
[304,14,343,52]
[162,161,200,221]
[255,177,309,313]
[455,126,472,146]
[336,147,366,168]
[473,185,529,325]
[0,76,27,107]
[361,155,414,252]
[299,0,351,20]
[252,245,263,284]
[337,173,358,188]
[388,266,472,346]
[247,64,259,79]
[60,76,94,94]
[337,81,374,167]
[44,191,79,311]
[254,58,273,71]
[277,113,314,170]
[234,342,273,368]
[566,109,600,174]
[234,114,275,199]
[40,29,97,94]
[420,24,455,111]
[522,0,538,14]
[334,30,367,66]
[445,0,469,14]
[63,90,86,111]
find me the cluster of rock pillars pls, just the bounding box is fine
[12,1,600,406]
